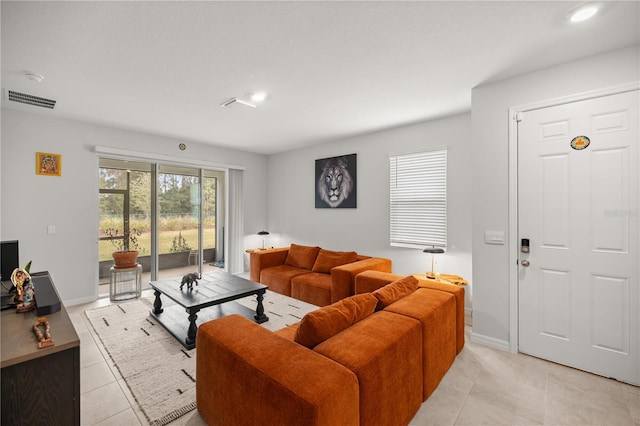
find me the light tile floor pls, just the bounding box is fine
[68,294,640,426]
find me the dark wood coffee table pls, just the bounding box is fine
[149,270,268,349]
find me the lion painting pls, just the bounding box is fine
[315,154,357,208]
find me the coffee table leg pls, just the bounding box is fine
[152,290,163,314]
[186,308,199,347]
[254,290,269,324]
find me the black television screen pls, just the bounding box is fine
[1,240,19,282]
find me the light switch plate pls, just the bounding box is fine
[47,225,56,235]
[484,230,504,245]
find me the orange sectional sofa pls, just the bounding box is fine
[249,243,392,306]
[196,273,465,426]
[355,270,466,355]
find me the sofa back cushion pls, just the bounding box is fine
[294,293,378,348]
[372,275,418,311]
[285,244,321,270]
[311,249,358,273]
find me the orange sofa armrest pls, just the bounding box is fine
[417,279,466,353]
[249,247,289,282]
[197,315,360,426]
[354,270,405,294]
[330,257,392,303]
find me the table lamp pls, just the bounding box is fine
[257,230,269,250]
[423,246,445,279]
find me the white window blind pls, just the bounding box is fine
[389,149,447,249]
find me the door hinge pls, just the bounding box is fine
[514,112,524,122]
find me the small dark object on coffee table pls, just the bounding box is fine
[180,273,201,291]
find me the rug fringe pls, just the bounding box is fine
[149,402,197,426]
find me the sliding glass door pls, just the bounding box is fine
[157,165,203,278]
[99,158,224,296]
[204,170,224,267]
[99,160,152,286]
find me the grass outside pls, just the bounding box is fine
[99,228,215,261]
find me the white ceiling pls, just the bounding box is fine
[2,1,639,155]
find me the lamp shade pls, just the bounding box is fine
[423,247,444,254]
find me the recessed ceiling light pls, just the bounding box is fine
[569,5,599,23]
[250,92,267,103]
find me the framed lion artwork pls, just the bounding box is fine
[315,153,357,208]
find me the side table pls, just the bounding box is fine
[413,273,467,287]
[110,264,142,301]
[245,248,272,254]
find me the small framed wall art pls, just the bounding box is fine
[36,152,62,176]
[315,153,357,208]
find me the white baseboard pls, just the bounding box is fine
[64,294,99,307]
[470,331,511,352]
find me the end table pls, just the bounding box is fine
[413,273,467,287]
[110,264,142,301]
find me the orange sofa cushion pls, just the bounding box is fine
[285,244,321,270]
[312,249,358,273]
[260,264,310,297]
[274,323,299,341]
[291,273,333,307]
[314,311,423,426]
[294,293,377,348]
[196,315,359,426]
[372,275,418,311]
[385,289,456,400]
[355,270,404,294]
[417,280,466,354]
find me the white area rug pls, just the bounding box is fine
[85,290,317,426]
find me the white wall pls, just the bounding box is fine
[1,109,268,305]
[471,45,640,349]
[266,113,473,309]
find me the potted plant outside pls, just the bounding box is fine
[106,227,142,269]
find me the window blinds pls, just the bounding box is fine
[389,149,447,249]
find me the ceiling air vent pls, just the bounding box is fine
[7,90,56,109]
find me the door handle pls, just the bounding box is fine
[521,259,530,267]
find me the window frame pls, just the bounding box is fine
[389,147,447,249]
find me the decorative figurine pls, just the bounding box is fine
[32,317,54,349]
[180,273,201,291]
[11,267,35,312]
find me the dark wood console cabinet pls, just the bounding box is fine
[1,279,80,426]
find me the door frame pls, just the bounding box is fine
[507,82,639,353]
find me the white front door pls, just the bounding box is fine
[517,90,639,385]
